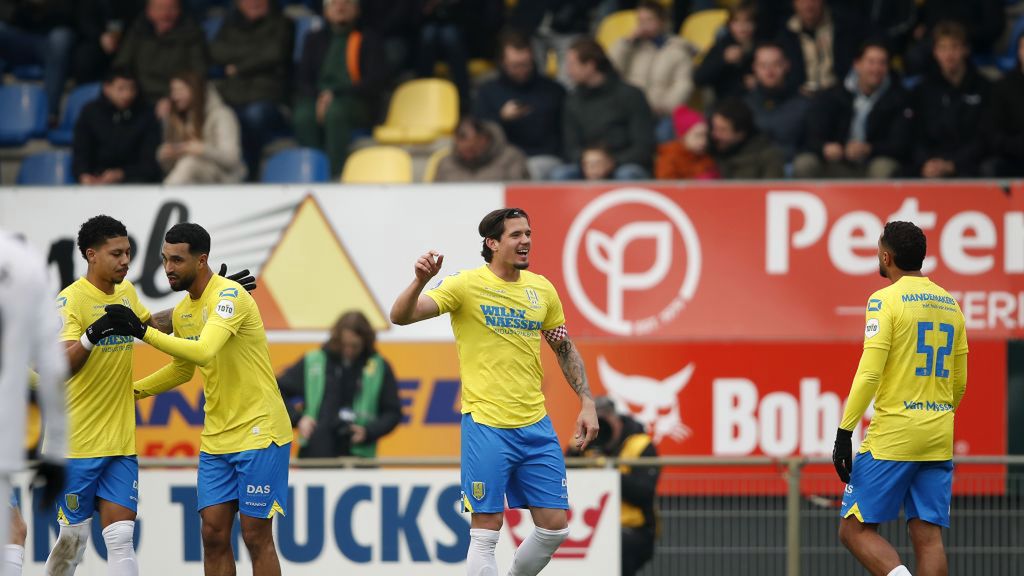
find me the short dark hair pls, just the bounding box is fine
[881,221,926,271]
[932,20,968,47]
[498,29,533,58]
[729,1,757,21]
[637,0,667,21]
[855,39,889,61]
[104,66,136,85]
[713,97,756,136]
[456,116,491,140]
[479,208,530,263]
[77,215,128,260]
[569,37,613,75]
[165,222,211,255]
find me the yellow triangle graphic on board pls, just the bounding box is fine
[260,195,388,331]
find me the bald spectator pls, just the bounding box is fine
[609,0,695,142]
[776,0,862,95]
[743,42,810,161]
[112,0,207,112]
[434,118,530,183]
[794,41,908,179]
[910,22,990,179]
[553,37,654,180]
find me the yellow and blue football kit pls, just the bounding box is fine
[135,274,292,518]
[426,266,569,513]
[839,276,968,527]
[56,278,150,523]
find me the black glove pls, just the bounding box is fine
[218,263,257,292]
[104,304,147,339]
[83,314,117,346]
[32,460,66,509]
[832,428,853,484]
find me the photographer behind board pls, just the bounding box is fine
[568,396,660,576]
[278,311,401,458]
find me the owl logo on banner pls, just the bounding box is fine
[597,356,694,444]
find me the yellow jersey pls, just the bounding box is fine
[170,274,292,454]
[425,265,566,428]
[853,276,968,461]
[57,278,150,458]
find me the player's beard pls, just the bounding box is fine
[169,270,196,292]
[878,263,888,279]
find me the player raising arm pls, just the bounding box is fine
[833,221,968,576]
[391,208,599,576]
[106,223,291,576]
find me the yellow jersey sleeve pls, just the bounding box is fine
[56,291,82,342]
[541,278,566,330]
[425,272,467,315]
[954,317,969,356]
[862,292,892,351]
[205,284,247,335]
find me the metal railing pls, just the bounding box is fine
[138,455,1024,576]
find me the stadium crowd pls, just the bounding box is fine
[1,0,1023,183]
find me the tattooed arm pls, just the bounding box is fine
[545,327,599,450]
[148,309,174,334]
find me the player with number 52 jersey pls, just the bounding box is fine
[832,221,968,576]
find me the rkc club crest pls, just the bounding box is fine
[65,493,80,512]
[472,481,485,501]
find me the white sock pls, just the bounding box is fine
[44,520,90,576]
[101,521,138,576]
[466,528,499,576]
[507,526,570,576]
[887,566,912,576]
[4,544,23,576]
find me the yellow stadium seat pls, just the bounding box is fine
[422,147,451,183]
[680,9,729,56]
[597,10,637,51]
[340,146,413,184]
[373,79,459,145]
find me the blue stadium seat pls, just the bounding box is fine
[16,150,74,185]
[11,64,44,81]
[292,15,323,63]
[261,148,330,183]
[203,15,224,41]
[0,84,48,147]
[47,83,101,146]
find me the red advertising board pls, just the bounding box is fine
[508,183,1023,340]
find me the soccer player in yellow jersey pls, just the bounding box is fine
[833,222,968,576]
[47,216,152,576]
[391,208,600,576]
[106,223,292,576]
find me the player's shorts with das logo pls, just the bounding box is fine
[461,413,568,514]
[840,450,953,527]
[198,442,290,518]
[57,456,139,525]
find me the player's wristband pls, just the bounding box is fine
[79,333,94,351]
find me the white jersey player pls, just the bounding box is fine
[0,229,68,575]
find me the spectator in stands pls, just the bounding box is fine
[474,30,566,180]
[73,67,162,184]
[73,0,144,84]
[294,0,388,178]
[567,396,659,576]
[358,0,419,75]
[841,0,916,58]
[210,0,293,181]
[709,97,784,179]
[694,2,757,105]
[278,311,401,459]
[776,0,862,96]
[0,0,74,125]
[910,22,990,179]
[904,0,1004,77]
[112,0,207,113]
[743,42,810,161]
[434,117,530,182]
[506,0,592,88]
[609,0,695,143]
[986,35,1024,177]
[157,70,246,184]
[553,37,654,180]
[793,41,908,179]
[655,106,717,180]
[580,143,617,181]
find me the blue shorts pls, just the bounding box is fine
[461,413,568,514]
[58,456,139,525]
[198,442,290,519]
[840,451,953,527]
